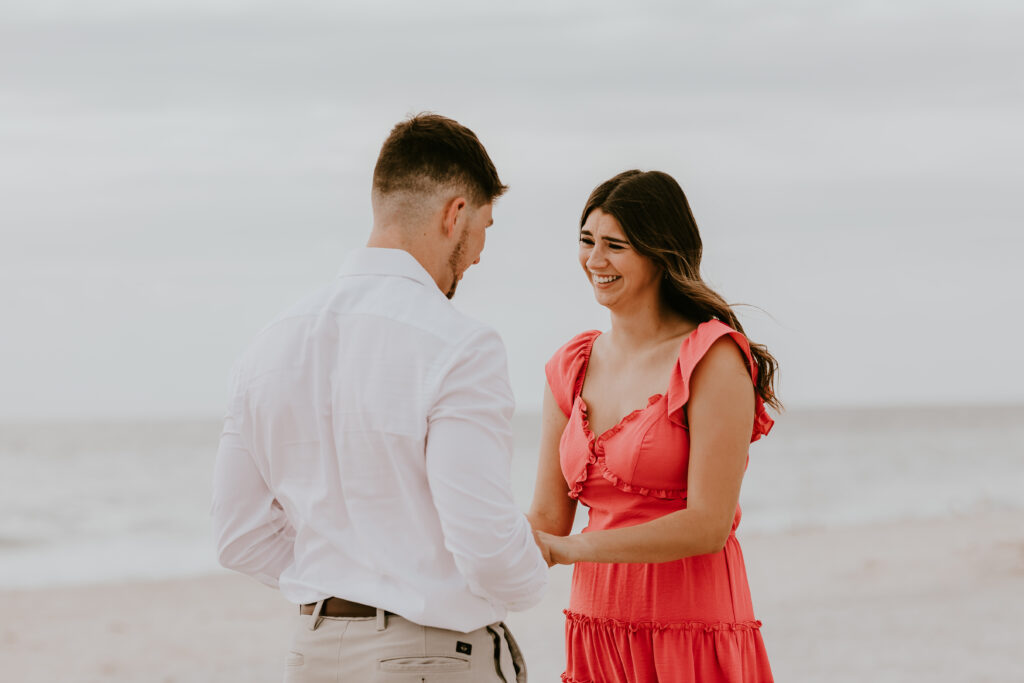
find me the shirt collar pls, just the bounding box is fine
[338,247,441,292]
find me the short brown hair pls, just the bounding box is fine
[373,113,508,206]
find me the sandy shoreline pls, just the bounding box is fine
[2,510,1021,682]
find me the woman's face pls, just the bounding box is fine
[578,209,662,311]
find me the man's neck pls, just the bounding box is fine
[366,227,447,294]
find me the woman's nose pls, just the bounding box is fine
[586,247,607,269]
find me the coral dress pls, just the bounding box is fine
[545,319,775,683]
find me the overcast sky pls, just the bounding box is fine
[2,0,1022,419]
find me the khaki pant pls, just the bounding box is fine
[283,607,526,682]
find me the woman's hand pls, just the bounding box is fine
[532,529,554,566]
[533,530,579,566]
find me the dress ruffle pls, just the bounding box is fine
[596,464,686,501]
[564,610,763,633]
[545,330,602,418]
[569,397,687,501]
[665,320,775,442]
[751,405,775,442]
[562,610,773,683]
[565,610,770,679]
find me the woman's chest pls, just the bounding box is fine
[561,396,691,497]
[579,344,681,437]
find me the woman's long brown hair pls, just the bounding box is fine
[582,170,782,411]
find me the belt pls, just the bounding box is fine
[299,597,386,618]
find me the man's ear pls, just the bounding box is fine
[441,197,467,239]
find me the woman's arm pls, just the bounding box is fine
[527,382,577,542]
[536,336,754,564]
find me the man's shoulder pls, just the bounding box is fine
[279,275,499,347]
[338,274,498,346]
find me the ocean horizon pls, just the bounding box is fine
[2,403,1021,589]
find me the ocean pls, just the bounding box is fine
[1,405,1021,589]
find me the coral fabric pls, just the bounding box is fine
[544,320,774,683]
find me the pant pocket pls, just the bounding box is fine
[378,655,471,673]
[282,650,309,683]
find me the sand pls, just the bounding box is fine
[2,509,1021,683]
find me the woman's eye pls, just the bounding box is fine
[608,244,624,250]
[579,237,594,245]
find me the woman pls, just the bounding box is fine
[529,170,780,683]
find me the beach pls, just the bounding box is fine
[3,508,1020,682]
[3,406,1021,681]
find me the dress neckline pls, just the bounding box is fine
[577,322,706,441]
[578,392,664,443]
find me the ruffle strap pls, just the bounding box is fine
[666,320,774,441]
[545,330,601,418]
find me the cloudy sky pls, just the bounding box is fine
[2,0,1021,419]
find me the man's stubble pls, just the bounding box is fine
[445,226,470,299]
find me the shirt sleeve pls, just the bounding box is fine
[210,368,296,588]
[425,327,548,612]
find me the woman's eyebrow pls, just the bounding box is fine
[580,229,629,245]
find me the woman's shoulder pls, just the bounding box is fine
[551,329,602,361]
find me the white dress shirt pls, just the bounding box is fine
[211,247,547,632]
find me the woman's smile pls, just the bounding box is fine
[591,273,622,286]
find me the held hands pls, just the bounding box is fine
[533,529,576,567]
[532,529,554,566]
[526,511,581,566]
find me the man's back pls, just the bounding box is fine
[212,113,545,681]
[213,247,546,632]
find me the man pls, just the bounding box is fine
[211,114,548,682]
